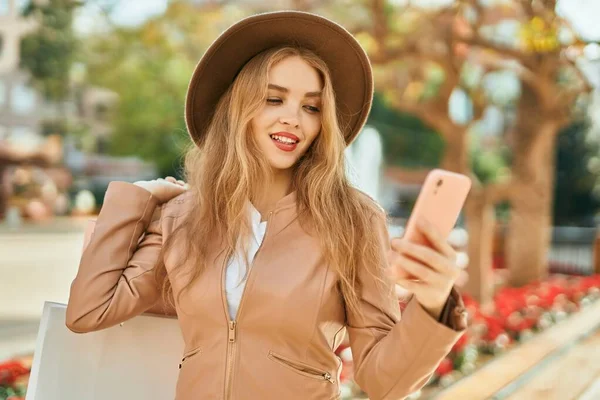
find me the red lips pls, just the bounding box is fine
[270,132,299,152]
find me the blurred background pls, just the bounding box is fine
[1,0,600,399]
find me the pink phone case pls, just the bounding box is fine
[403,169,472,248]
[399,169,471,280]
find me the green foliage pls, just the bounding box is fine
[553,119,600,226]
[19,0,81,102]
[367,92,444,168]
[92,45,193,177]
[83,2,246,177]
[0,384,27,400]
[470,144,511,184]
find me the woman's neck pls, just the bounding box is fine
[252,168,294,221]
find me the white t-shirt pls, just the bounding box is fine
[224,203,267,320]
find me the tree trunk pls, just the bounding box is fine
[463,188,495,305]
[505,172,555,286]
[440,126,469,174]
[439,126,495,303]
[505,86,562,286]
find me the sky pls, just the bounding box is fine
[74,0,600,41]
[74,0,168,35]
[557,0,600,41]
[390,0,600,41]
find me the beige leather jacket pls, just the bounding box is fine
[66,182,466,400]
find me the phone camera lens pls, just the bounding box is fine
[437,179,443,187]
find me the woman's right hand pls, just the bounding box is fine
[133,176,188,204]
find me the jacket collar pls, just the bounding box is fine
[171,189,298,216]
[272,190,297,212]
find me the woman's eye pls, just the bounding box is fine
[304,105,320,113]
[266,98,282,105]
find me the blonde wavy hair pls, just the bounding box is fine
[155,46,384,319]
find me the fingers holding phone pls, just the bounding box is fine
[386,169,471,319]
[389,219,462,319]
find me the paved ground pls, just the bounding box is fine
[0,217,88,359]
[504,328,600,400]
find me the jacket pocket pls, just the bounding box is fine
[268,351,335,384]
[178,346,202,369]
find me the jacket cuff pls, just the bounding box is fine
[437,286,468,331]
[403,294,465,341]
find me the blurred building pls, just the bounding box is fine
[0,0,44,147]
[0,0,119,150]
[379,167,431,220]
[75,85,119,153]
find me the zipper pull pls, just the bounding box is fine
[228,321,236,343]
[323,372,334,383]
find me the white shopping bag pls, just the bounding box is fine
[26,219,184,400]
[26,302,183,400]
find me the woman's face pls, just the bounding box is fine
[250,55,323,172]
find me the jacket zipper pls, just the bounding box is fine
[222,210,274,399]
[224,320,236,399]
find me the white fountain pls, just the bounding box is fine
[344,125,383,203]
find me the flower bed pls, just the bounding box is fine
[0,359,29,400]
[338,273,600,399]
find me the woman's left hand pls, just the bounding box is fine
[388,219,461,320]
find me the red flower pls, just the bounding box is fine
[452,332,469,353]
[435,357,453,377]
[339,360,354,383]
[0,360,29,385]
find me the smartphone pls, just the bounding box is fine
[399,169,471,278]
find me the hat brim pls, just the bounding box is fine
[185,11,373,148]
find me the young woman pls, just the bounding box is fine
[66,11,467,400]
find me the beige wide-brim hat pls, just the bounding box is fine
[184,10,373,148]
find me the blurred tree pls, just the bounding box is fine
[368,92,444,168]
[301,0,592,298]
[20,0,81,104]
[453,0,592,286]
[83,1,246,177]
[309,1,501,302]
[553,119,600,226]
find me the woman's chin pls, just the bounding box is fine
[266,155,298,172]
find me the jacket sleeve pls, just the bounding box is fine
[346,209,466,400]
[66,181,164,333]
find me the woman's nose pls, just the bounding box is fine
[279,112,299,128]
